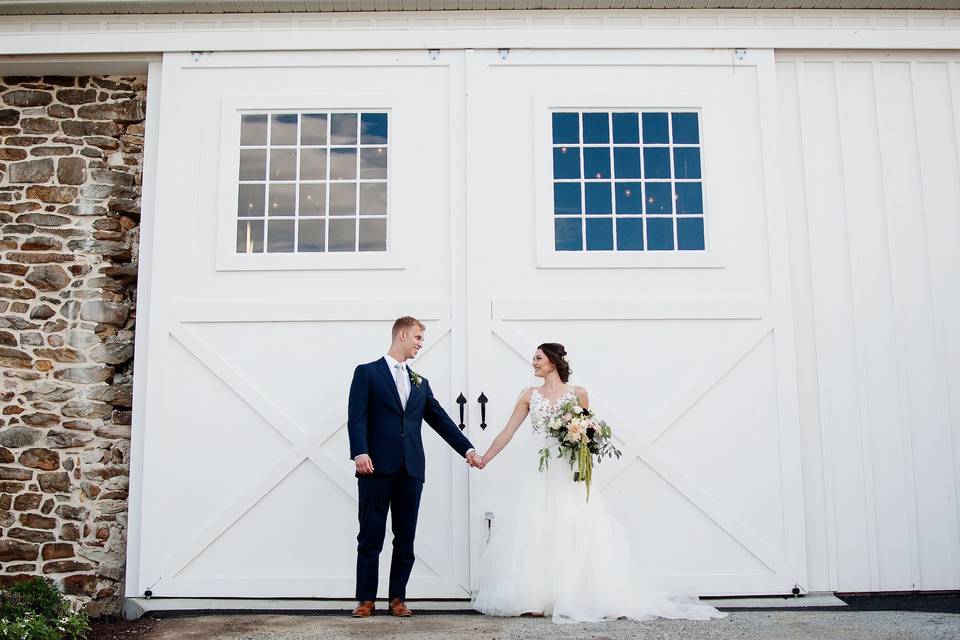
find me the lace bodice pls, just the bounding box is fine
[529,387,577,432]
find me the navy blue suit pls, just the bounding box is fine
[347,357,474,601]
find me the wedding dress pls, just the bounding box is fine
[471,387,728,624]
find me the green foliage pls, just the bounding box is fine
[0,578,89,640]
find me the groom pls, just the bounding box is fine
[348,316,482,618]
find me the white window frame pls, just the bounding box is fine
[533,92,725,269]
[216,94,403,271]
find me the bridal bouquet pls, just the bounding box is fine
[538,400,622,502]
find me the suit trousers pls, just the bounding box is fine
[355,466,424,601]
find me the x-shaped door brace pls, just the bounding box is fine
[490,314,786,575]
[158,307,454,586]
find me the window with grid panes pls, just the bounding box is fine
[236,111,389,254]
[551,111,704,252]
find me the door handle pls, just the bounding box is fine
[478,392,488,430]
[456,393,467,430]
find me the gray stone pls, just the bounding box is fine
[56,157,86,185]
[0,466,33,480]
[33,347,83,363]
[79,301,129,326]
[25,265,70,291]
[19,413,59,428]
[45,430,94,448]
[7,527,55,543]
[3,90,53,107]
[20,118,59,134]
[54,504,87,521]
[0,540,39,562]
[16,212,70,227]
[62,120,121,137]
[29,305,55,320]
[77,100,145,123]
[55,89,97,105]
[0,346,33,368]
[37,471,70,493]
[9,158,54,183]
[61,401,113,419]
[46,104,74,119]
[89,169,134,186]
[88,342,133,365]
[53,366,113,384]
[29,146,73,157]
[0,426,41,448]
[0,109,19,126]
[94,424,130,440]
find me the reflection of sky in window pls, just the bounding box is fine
[551,110,704,253]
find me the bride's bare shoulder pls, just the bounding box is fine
[518,387,537,404]
[572,385,589,403]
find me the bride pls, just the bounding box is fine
[471,342,728,624]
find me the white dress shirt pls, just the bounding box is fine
[353,356,475,461]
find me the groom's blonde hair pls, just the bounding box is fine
[392,316,425,339]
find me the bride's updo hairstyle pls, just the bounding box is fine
[537,342,571,383]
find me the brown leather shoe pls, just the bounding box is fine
[388,597,413,617]
[352,600,375,617]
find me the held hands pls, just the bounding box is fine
[465,451,486,470]
[354,454,375,475]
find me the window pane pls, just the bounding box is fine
[585,182,612,215]
[359,218,387,252]
[642,112,669,144]
[239,149,266,180]
[330,183,357,215]
[677,217,705,250]
[360,113,388,145]
[266,220,295,252]
[330,148,358,181]
[553,146,581,179]
[583,147,611,180]
[616,217,644,251]
[329,218,356,252]
[646,218,675,251]
[269,149,297,180]
[554,218,582,251]
[612,112,639,144]
[236,220,264,253]
[299,184,326,216]
[240,114,267,146]
[672,112,700,144]
[615,182,642,214]
[585,217,613,251]
[673,147,701,179]
[298,219,326,252]
[553,183,582,215]
[582,113,609,144]
[300,113,328,145]
[552,112,579,144]
[331,113,358,145]
[613,147,641,179]
[675,182,703,215]
[359,182,387,215]
[359,147,388,179]
[300,148,327,180]
[642,147,671,179]
[268,184,296,216]
[238,184,265,217]
[644,182,672,214]
[270,114,298,146]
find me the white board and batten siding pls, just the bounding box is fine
[3,9,958,603]
[777,51,960,592]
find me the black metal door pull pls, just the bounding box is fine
[456,393,467,430]
[478,392,488,430]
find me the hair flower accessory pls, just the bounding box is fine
[561,355,570,363]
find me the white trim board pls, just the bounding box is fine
[1,10,960,54]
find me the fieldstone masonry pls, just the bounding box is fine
[0,75,145,617]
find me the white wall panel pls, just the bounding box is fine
[778,52,960,592]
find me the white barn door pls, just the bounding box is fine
[136,51,470,599]
[465,49,807,596]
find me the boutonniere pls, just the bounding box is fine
[408,368,423,387]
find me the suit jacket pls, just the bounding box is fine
[347,357,474,482]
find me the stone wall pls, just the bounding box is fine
[0,75,145,617]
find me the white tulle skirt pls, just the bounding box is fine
[472,443,728,624]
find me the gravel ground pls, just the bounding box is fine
[95,611,959,640]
